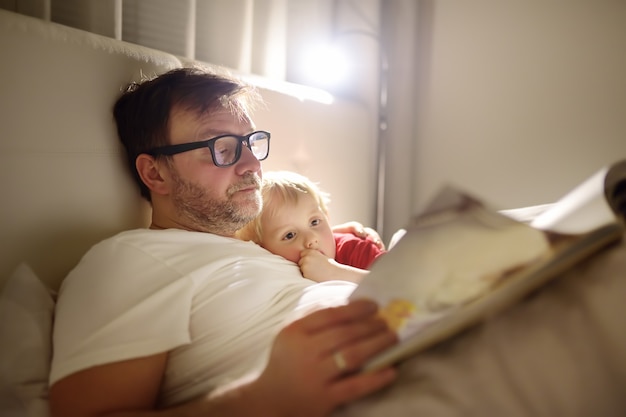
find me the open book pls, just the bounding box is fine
[350,159,626,372]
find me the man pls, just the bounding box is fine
[48,68,398,417]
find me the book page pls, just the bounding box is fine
[351,160,625,372]
[531,166,614,234]
[531,159,626,233]
[350,187,551,341]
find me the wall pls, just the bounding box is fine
[381,1,626,241]
[249,81,377,228]
[4,1,625,247]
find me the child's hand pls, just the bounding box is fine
[299,249,338,282]
[299,249,369,284]
[332,221,385,250]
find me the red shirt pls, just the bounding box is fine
[333,233,385,270]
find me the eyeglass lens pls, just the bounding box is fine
[214,132,269,166]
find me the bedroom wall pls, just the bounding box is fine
[3,1,625,246]
[380,1,626,242]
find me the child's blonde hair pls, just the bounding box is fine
[237,171,330,243]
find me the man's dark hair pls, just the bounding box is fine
[113,67,259,202]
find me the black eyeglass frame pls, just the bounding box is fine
[145,130,271,167]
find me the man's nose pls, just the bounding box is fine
[236,145,262,173]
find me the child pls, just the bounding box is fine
[237,170,386,283]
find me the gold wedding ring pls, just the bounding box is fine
[333,351,347,372]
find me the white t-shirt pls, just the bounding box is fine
[49,229,356,406]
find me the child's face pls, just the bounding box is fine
[259,194,336,264]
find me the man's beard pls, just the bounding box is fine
[170,171,262,236]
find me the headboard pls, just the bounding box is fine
[0,9,376,291]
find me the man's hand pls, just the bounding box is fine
[251,299,398,417]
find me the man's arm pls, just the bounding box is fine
[49,299,398,417]
[49,353,172,417]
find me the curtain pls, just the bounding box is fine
[6,0,382,92]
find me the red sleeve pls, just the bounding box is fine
[333,233,385,270]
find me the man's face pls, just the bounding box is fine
[162,105,263,236]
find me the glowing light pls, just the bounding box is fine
[300,44,350,88]
[240,73,334,104]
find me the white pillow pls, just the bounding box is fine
[0,264,55,417]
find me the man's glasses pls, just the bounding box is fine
[145,130,271,167]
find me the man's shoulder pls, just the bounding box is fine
[94,229,275,265]
[101,228,233,245]
[81,229,243,268]
[65,230,260,288]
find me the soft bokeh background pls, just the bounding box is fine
[2,0,625,243]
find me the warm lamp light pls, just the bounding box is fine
[300,43,350,88]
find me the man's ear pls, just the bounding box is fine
[136,154,171,196]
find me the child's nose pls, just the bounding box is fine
[305,235,318,249]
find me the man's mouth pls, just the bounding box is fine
[229,177,261,196]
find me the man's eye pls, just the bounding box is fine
[215,145,233,157]
[283,232,296,241]
[213,140,237,164]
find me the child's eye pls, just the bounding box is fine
[311,218,321,227]
[283,232,296,241]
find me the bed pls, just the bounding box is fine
[1,8,625,417]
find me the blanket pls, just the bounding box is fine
[336,235,626,416]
